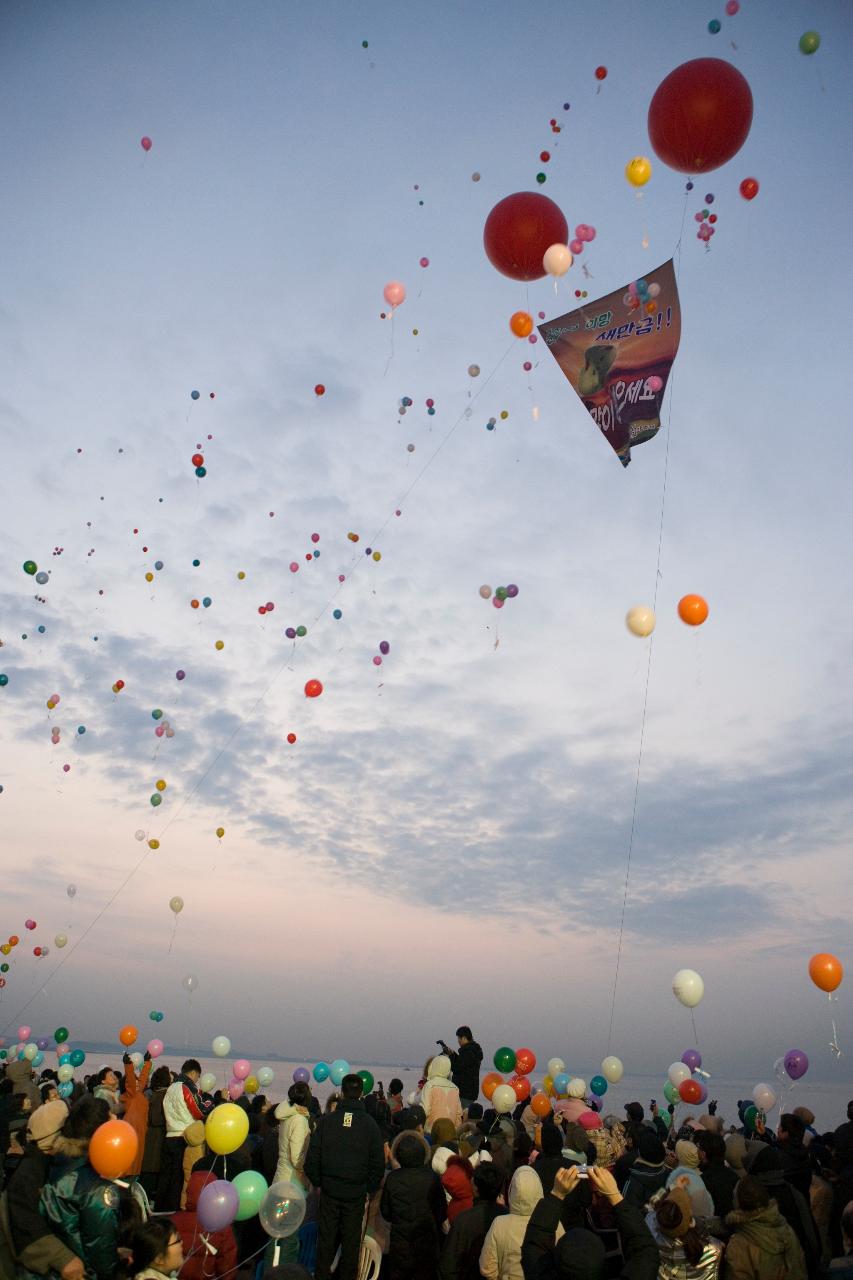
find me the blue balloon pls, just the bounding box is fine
[553,1072,570,1094]
[329,1059,350,1086]
[313,1061,330,1083]
[191,390,200,400]
[333,609,342,619]
[590,1075,608,1096]
[58,1081,73,1098]
[59,1053,72,1066]
[32,1051,44,1068]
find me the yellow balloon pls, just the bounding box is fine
[625,605,656,637]
[625,156,652,187]
[236,571,246,580]
[372,551,381,562]
[215,640,224,650]
[244,1075,259,1094]
[148,838,160,850]
[216,827,225,839]
[205,1102,249,1155]
[145,572,154,582]
[542,1073,554,1096]
[155,779,167,792]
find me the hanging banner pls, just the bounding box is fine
[538,258,681,466]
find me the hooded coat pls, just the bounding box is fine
[479,1165,544,1280]
[38,1135,122,1280]
[4,1062,39,1110]
[442,1156,474,1224]
[120,1060,152,1178]
[380,1155,447,1277]
[644,1211,722,1280]
[724,1202,807,1280]
[272,1100,310,1188]
[622,1159,669,1211]
[172,1169,238,1280]
[440,1199,507,1280]
[422,1057,463,1131]
[744,1145,820,1275]
[521,1194,659,1280]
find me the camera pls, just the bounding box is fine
[576,1165,589,1178]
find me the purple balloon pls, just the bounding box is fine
[37,1038,50,1051]
[681,1049,702,1071]
[292,1066,310,1084]
[197,1179,239,1231]
[378,640,390,655]
[176,669,186,681]
[506,584,519,598]
[784,1049,809,1081]
[285,627,296,639]
[694,1080,708,1104]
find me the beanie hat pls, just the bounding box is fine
[27,1100,68,1149]
[578,1110,602,1131]
[675,1139,700,1168]
[793,1105,815,1127]
[655,1187,693,1239]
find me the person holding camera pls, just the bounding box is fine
[437,1027,483,1110]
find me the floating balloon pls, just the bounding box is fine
[808,953,843,993]
[199,1179,240,1231]
[679,1079,702,1104]
[258,1067,275,1087]
[509,1075,530,1102]
[357,1069,375,1095]
[313,1061,330,1082]
[212,1035,231,1057]
[672,968,705,1007]
[648,58,754,173]
[206,1102,249,1154]
[799,31,820,55]
[668,1062,691,1087]
[626,606,656,637]
[783,1049,809,1081]
[625,156,652,187]
[55,933,68,948]
[739,177,759,200]
[514,1048,536,1076]
[681,1049,702,1072]
[752,1082,776,1111]
[483,192,569,281]
[258,1181,307,1239]
[147,1039,164,1058]
[89,1119,139,1178]
[493,1046,516,1073]
[314,384,326,397]
[510,311,534,338]
[595,66,607,81]
[304,679,323,698]
[590,1075,608,1096]
[182,973,198,992]
[531,1092,552,1118]
[678,594,709,626]
[543,243,573,277]
[492,1083,516,1114]
[140,137,152,152]
[169,896,184,915]
[602,1056,625,1084]
[233,1059,252,1081]
[482,1072,503,1101]
[233,1169,269,1221]
[329,1059,350,1086]
[119,1025,138,1047]
[383,281,406,308]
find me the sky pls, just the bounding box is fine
[0,0,851,1083]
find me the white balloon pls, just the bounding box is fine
[199,1072,217,1093]
[626,605,656,637]
[54,934,68,948]
[567,1077,587,1099]
[492,1084,516,1114]
[601,1056,624,1084]
[258,1066,275,1087]
[66,884,77,898]
[547,1058,565,1079]
[24,1043,38,1061]
[668,1061,691,1087]
[169,895,184,915]
[672,969,705,1008]
[543,243,573,277]
[58,1063,74,1082]
[130,1052,143,1069]
[752,1083,776,1111]
[212,1035,231,1058]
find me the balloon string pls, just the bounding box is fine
[690,1010,700,1051]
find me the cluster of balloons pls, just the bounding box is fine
[148,1010,165,1022]
[482,1046,538,1112]
[111,678,126,695]
[311,1059,351,1086]
[190,450,207,479]
[666,1052,708,1106]
[626,596,708,638]
[150,778,168,808]
[372,639,390,667]
[693,191,719,244]
[569,224,596,256]
[479,583,519,612]
[624,277,661,314]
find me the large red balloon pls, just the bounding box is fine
[483,192,568,281]
[648,59,753,174]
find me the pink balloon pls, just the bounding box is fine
[140,136,152,152]
[372,655,382,666]
[147,1039,164,1058]
[647,375,663,392]
[228,1078,244,1099]
[492,597,505,609]
[569,239,583,255]
[289,562,299,573]
[18,1026,31,1042]
[383,281,406,308]
[232,1058,251,1080]
[155,725,165,737]
[725,0,739,12]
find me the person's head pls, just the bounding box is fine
[151,1066,172,1091]
[473,1161,504,1203]
[396,1133,428,1169]
[637,1129,666,1165]
[655,1188,704,1264]
[541,1122,564,1157]
[562,1121,590,1157]
[734,1175,771,1213]
[97,1066,118,1090]
[675,1139,700,1170]
[324,1093,340,1114]
[456,1025,472,1045]
[288,1081,312,1109]
[624,1101,644,1124]
[841,1200,853,1251]
[40,1081,60,1104]
[694,1130,726,1166]
[388,1078,403,1097]
[64,1093,110,1142]
[26,1100,68,1152]
[340,1074,363,1102]
[180,1059,202,1082]
[398,1104,426,1134]
[431,1117,457,1146]
[792,1105,815,1129]
[128,1217,184,1276]
[778,1112,805,1145]
[466,1102,483,1121]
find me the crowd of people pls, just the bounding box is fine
[1,1024,853,1280]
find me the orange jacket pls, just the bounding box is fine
[121,1058,152,1176]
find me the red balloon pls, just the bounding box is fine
[509,1075,531,1102]
[514,1048,537,1076]
[679,1078,702,1104]
[648,59,753,174]
[286,732,296,744]
[314,384,326,396]
[304,679,323,698]
[594,66,607,81]
[739,177,759,200]
[192,453,204,467]
[483,192,569,281]
[140,136,152,152]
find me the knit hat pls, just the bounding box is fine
[696,1113,723,1134]
[27,1100,68,1149]
[578,1110,602,1131]
[724,1132,747,1172]
[792,1105,815,1127]
[431,1117,458,1146]
[675,1139,700,1169]
[655,1187,693,1240]
[624,1101,644,1123]
[184,1120,206,1147]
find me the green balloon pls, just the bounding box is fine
[296,625,307,637]
[1,963,9,972]
[495,587,508,601]
[493,1046,517,1073]
[663,1080,680,1105]
[23,560,37,575]
[54,1027,69,1043]
[152,709,163,720]
[799,30,820,54]
[744,1104,758,1130]
[658,1109,672,1128]
[233,1169,269,1221]
[150,793,162,806]
[0,1050,7,1060]
[357,1069,375,1095]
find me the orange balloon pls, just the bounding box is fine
[118,1024,138,1047]
[809,952,843,994]
[677,594,709,626]
[509,1074,531,1102]
[509,310,534,338]
[481,1071,503,1101]
[531,1092,552,1118]
[89,1118,139,1178]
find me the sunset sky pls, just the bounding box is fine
[1,0,850,1081]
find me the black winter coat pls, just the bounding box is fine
[380,1165,447,1276]
[521,1192,659,1280]
[778,1141,812,1198]
[304,1100,384,1202]
[439,1201,507,1280]
[700,1160,739,1218]
[6,1143,53,1252]
[446,1042,483,1101]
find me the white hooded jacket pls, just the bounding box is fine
[273,1101,310,1186]
[479,1165,549,1280]
[420,1055,462,1131]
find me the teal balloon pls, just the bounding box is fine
[708,19,721,33]
[0,675,8,687]
[233,1169,269,1220]
[152,709,163,720]
[493,1046,516,1073]
[357,1069,374,1095]
[329,1059,349,1086]
[590,1075,608,1096]
[744,1104,758,1130]
[313,1061,330,1083]
[333,609,342,619]
[149,1010,158,1020]
[59,1054,72,1066]
[70,1049,85,1067]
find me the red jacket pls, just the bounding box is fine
[441,1155,474,1224]
[173,1171,238,1280]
